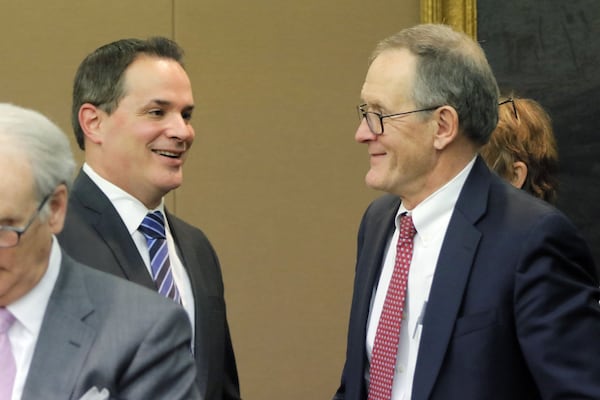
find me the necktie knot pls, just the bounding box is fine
[139,211,166,240]
[0,307,15,334]
[398,214,417,241]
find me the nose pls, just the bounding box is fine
[355,118,376,143]
[167,114,195,143]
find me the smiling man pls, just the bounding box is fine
[57,37,241,400]
[0,103,199,400]
[333,24,600,400]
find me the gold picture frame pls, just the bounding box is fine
[420,0,477,39]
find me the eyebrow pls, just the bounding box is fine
[361,101,386,113]
[148,99,195,112]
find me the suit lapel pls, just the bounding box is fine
[411,157,490,400]
[165,212,210,391]
[349,195,399,397]
[22,254,96,400]
[167,212,208,294]
[94,213,154,287]
[71,171,154,289]
[357,197,400,322]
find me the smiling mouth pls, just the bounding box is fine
[153,150,183,159]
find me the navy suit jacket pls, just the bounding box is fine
[58,170,240,400]
[334,157,600,399]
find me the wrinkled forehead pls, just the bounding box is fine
[361,49,417,108]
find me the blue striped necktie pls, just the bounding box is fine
[138,211,181,302]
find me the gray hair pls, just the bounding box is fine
[370,24,499,146]
[0,103,75,216]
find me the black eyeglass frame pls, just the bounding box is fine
[0,193,52,248]
[357,103,442,135]
[498,97,519,120]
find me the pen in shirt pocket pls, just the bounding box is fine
[412,300,427,339]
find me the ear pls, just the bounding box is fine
[510,161,528,189]
[47,184,68,234]
[432,106,459,150]
[78,103,104,146]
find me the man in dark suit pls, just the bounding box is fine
[57,37,240,400]
[0,103,200,400]
[334,24,600,400]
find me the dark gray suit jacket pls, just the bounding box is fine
[22,251,200,400]
[334,157,600,399]
[57,170,240,400]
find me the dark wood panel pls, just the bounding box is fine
[479,0,600,269]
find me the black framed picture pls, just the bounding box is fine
[422,0,600,268]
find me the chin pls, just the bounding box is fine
[156,179,183,194]
[167,181,183,191]
[158,171,184,188]
[364,173,386,192]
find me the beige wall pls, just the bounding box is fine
[0,1,419,398]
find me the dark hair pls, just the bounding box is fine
[371,24,500,145]
[71,37,185,149]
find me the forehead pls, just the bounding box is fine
[361,49,417,109]
[120,56,194,104]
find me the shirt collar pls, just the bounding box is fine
[397,156,476,242]
[83,163,165,234]
[8,237,62,335]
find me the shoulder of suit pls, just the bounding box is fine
[165,211,210,238]
[367,194,400,214]
[63,254,181,310]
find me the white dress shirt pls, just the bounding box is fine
[365,157,476,399]
[8,237,61,400]
[82,163,195,343]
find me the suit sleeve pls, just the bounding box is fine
[515,212,600,398]
[118,305,202,400]
[222,320,241,400]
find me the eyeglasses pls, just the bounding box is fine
[499,97,518,120]
[357,103,441,135]
[0,193,51,248]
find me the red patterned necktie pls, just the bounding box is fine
[368,214,417,400]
